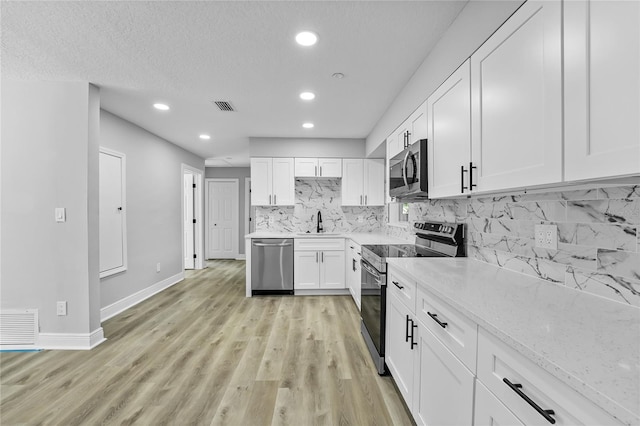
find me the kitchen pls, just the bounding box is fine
[1,0,639,425]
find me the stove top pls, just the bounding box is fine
[363,244,444,259]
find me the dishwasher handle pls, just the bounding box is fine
[252,242,292,247]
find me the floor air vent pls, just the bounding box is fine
[213,101,235,111]
[0,309,38,346]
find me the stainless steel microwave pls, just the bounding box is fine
[389,139,428,200]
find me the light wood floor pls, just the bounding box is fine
[1,260,413,425]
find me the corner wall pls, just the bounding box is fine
[99,110,205,310]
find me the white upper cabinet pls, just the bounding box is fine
[564,0,640,181]
[427,60,472,198]
[471,0,562,192]
[294,158,342,178]
[250,157,294,206]
[342,159,385,206]
[408,101,428,146]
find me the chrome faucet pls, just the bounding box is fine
[317,211,323,233]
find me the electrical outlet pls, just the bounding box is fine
[56,301,67,316]
[534,224,557,250]
[156,262,161,273]
[357,215,364,223]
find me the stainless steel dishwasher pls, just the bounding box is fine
[251,239,294,295]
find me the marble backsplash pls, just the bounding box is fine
[255,179,385,233]
[388,184,640,307]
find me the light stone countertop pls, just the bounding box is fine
[244,231,408,246]
[386,257,640,425]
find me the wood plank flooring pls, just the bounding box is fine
[0,260,413,425]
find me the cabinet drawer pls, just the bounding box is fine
[387,268,416,313]
[474,380,524,426]
[294,238,344,251]
[416,287,477,373]
[477,328,622,426]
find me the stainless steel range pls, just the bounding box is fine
[360,221,465,375]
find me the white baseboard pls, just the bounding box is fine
[38,327,105,350]
[235,254,246,260]
[100,271,184,322]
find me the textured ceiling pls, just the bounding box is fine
[1,1,467,166]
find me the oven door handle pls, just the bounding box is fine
[361,261,382,284]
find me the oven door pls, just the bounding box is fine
[361,259,386,360]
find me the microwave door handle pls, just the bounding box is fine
[402,150,411,187]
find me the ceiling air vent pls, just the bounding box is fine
[213,101,235,112]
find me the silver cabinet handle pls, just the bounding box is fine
[274,194,277,204]
[320,166,322,176]
[321,252,324,262]
[315,165,318,176]
[360,195,363,205]
[316,252,318,263]
[365,195,368,205]
[269,194,272,205]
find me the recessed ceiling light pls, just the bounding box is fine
[153,103,170,111]
[300,91,316,101]
[295,31,318,46]
[302,122,314,129]
[332,73,345,79]
[199,134,211,140]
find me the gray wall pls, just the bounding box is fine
[366,0,525,157]
[205,167,251,254]
[1,80,101,334]
[99,111,205,308]
[250,137,366,158]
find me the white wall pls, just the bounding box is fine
[205,167,250,254]
[1,80,101,335]
[366,0,525,157]
[99,111,205,309]
[250,137,366,158]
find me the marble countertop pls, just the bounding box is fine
[245,231,408,246]
[386,257,640,425]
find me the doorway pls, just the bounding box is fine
[182,164,204,270]
[245,177,255,235]
[206,179,239,259]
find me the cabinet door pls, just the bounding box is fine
[294,251,319,289]
[474,380,524,426]
[363,159,385,206]
[409,101,428,146]
[319,250,345,289]
[250,158,272,205]
[471,0,562,192]
[427,60,472,198]
[385,291,416,409]
[272,158,295,205]
[341,159,364,206]
[294,158,318,177]
[318,158,342,177]
[413,323,475,426]
[564,0,640,180]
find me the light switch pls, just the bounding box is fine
[55,208,66,223]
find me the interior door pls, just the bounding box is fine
[207,179,239,259]
[99,149,126,277]
[183,172,195,269]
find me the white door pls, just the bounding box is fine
[319,250,345,289]
[413,323,475,426]
[183,172,195,269]
[471,0,562,192]
[564,0,640,180]
[428,60,472,198]
[99,148,127,278]
[250,158,272,205]
[294,251,320,289]
[207,179,239,259]
[272,157,295,205]
[341,159,364,206]
[363,159,385,206]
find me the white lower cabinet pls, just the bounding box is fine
[294,238,345,290]
[385,289,417,405]
[474,380,524,426]
[346,240,361,309]
[413,322,475,426]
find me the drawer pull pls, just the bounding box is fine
[503,378,556,424]
[427,312,448,328]
[392,281,404,290]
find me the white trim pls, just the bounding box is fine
[294,289,351,296]
[99,147,128,278]
[100,271,184,322]
[38,327,106,350]
[245,177,251,235]
[181,164,205,270]
[205,178,240,259]
[235,255,246,260]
